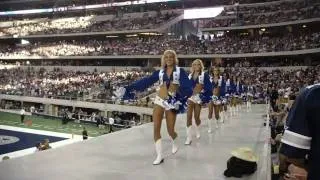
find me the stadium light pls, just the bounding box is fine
[139,33,162,35]
[126,34,138,37]
[183,7,224,19]
[21,39,30,45]
[106,35,119,38]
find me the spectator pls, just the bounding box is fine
[270,85,279,111]
[279,83,320,180]
[20,108,25,123]
[109,117,114,133]
[82,127,88,140]
[284,164,308,180]
[91,112,96,122]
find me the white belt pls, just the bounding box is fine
[168,91,176,97]
[214,100,222,105]
[212,95,221,105]
[154,96,178,111]
[188,94,202,104]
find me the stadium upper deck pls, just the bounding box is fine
[0,0,279,11]
[0,0,318,60]
[0,0,318,39]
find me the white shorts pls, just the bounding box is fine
[214,100,222,105]
[188,94,202,104]
[154,96,175,110]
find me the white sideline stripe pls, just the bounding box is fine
[284,130,312,140]
[0,125,93,162]
[0,125,83,139]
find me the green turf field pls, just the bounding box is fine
[0,112,112,137]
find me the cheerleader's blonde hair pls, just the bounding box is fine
[161,50,178,68]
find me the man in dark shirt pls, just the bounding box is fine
[270,86,279,111]
[280,83,320,180]
[82,127,88,140]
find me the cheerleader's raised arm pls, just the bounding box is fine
[120,70,160,100]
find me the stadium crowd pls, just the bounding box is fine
[0,32,319,57]
[0,67,154,101]
[0,63,319,103]
[198,3,320,28]
[1,58,316,67]
[221,0,318,16]
[0,11,179,36]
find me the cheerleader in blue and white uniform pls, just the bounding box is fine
[115,50,192,165]
[235,77,243,113]
[246,82,255,110]
[207,67,222,133]
[185,59,212,145]
[240,82,247,110]
[219,73,228,123]
[229,76,237,116]
[225,75,232,117]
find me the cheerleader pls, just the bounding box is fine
[115,50,192,165]
[240,81,247,110]
[219,72,228,123]
[225,74,232,117]
[246,81,254,111]
[229,76,237,116]
[185,59,212,145]
[207,67,222,133]
[235,77,243,113]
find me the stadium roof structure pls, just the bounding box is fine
[0,0,178,11]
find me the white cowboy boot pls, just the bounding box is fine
[219,112,224,123]
[185,126,192,145]
[153,139,164,165]
[171,137,179,154]
[215,119,219,129]
[207,118,212,133]
[230,107,234,117]
[195,124,201,139]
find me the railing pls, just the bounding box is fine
[0,94,154,115]
[201,18,320,31]
[0,10,183,39]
